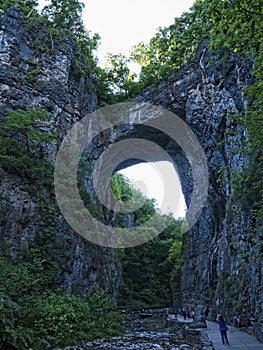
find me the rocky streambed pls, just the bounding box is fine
[60,313,214,350]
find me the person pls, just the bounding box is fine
[191,309,195,319]
[173,307,178,317]
[164,307,169,314]
[216,314,230,345]
[182,307,186,320]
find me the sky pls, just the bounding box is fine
[119,162,186,218]
[82,0,193,217]
[83,0,194,68]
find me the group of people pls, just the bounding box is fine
[144,305,230,346]
[160,306,196,320]
[181,307,195,320]
[175,307,230,346]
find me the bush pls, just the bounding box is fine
[0,258,124,349]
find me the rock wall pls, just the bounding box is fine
[139,40,263,340]
[0,7,262,342]
[0,7,121,296]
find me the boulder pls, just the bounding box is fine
[187,316,207,329]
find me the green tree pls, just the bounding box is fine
[42,0,84,32]
[104,53,138,100]
[0,109,56,181]
[119,217,184,309]
[0,108,55,154]
[0,257,123,349]
[41,0,100,77]
[130,2,211,87]
[110,173,184,308]
[94,66,118,107]
[111,173,133,202]
[0,0,38,17]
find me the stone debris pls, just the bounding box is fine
[60,314,213,350]
[187,317,207,329]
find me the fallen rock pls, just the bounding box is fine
[188,316,207,329]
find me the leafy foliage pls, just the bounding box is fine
[95,54,139,106]
[40,0,100,76]
[33,285,123,347]
[110,173,184,309]
[0,109,56,183]
[0,0,38,17]
[130,1,212,87]
[41,0,84,32]
[1,0,262,346]
[111,172,133,202]
[0,257,123,349]
[119,219,184,309]
[0,2,187,348]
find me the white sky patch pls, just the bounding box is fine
[119,162,186,218]
[83,0,194,69]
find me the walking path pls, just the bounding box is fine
[205,320,263,350]
[177,315,263,349]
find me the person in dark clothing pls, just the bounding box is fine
[182,307,186,320]
[173,307,178,317]
[216,314,230,345]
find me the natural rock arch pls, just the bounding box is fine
[0,7,262,339]
[72,40,262,337]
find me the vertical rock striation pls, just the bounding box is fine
[0,7,121,296]
[139,40,262,340]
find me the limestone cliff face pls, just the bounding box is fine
[0,7,121,296]
[1,7,262,341]
[139,40,262,340]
